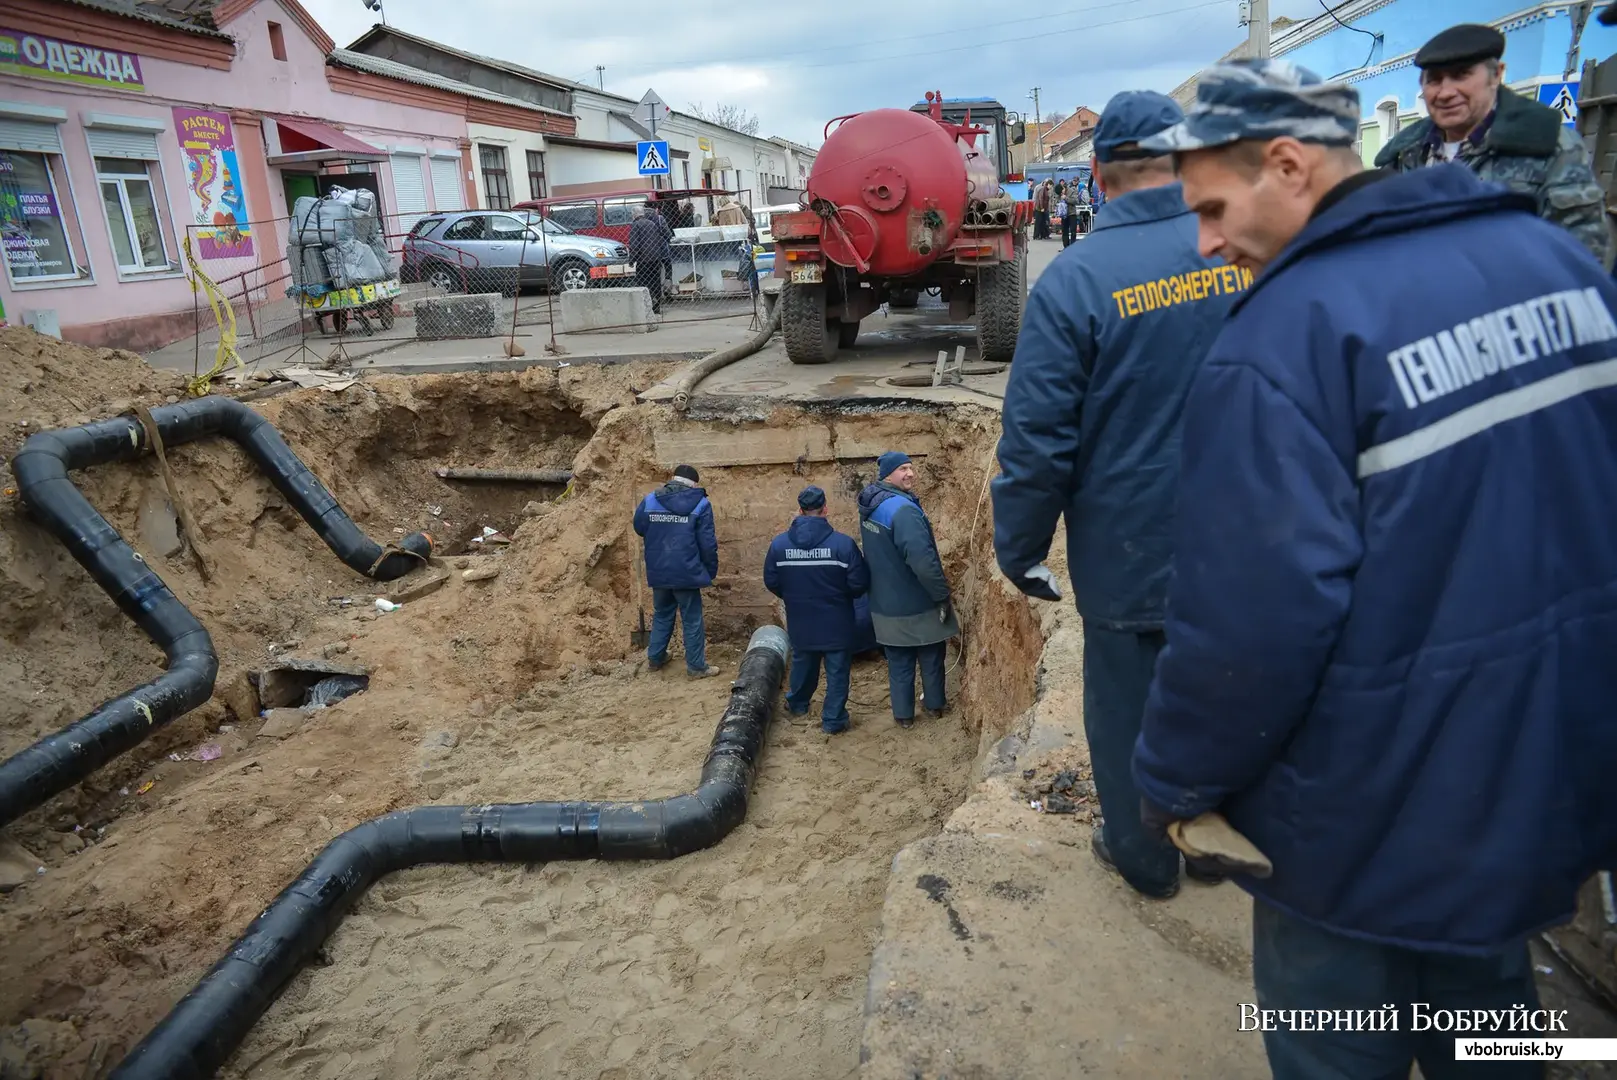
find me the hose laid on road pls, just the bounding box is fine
[109,625,790,1080]
[672,294,784,411]
[1,397,434,829]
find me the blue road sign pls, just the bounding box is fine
[637,140,670,175]
[1538,81,1580,126]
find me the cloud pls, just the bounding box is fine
[299,0,1333,145]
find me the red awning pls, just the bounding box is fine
[268,116,388,165]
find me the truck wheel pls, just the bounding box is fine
[889,288,920,309]
[976,244,1026,363]
[837,319,860,348]
[782,282,838,365]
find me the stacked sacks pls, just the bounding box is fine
[287,187,395,291]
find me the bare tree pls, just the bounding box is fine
[1042,109,1070,128]
[687,102,761,137]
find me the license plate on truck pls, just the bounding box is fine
[791,265,822,284]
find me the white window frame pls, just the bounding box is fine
[0,148,85,287]
[95,157,172,274]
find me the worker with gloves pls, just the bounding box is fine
[1134,58,1617,1078]
[633,464,719,678]
[991,89,1248,901]
[763,485,870,734]
[858,451,958,728]
[1376,24,1611,266]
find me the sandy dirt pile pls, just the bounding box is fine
[0,343,1040,1079]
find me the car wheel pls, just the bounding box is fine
[554,260,591,293]
[425,263,459,293]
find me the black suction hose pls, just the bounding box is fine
[1,397,434,829]
[109,625,790,1080]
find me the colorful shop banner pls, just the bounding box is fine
[0,29,144,91]
[172,107,254,260]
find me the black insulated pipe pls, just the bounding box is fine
[109,625,790,1080]
[1,397,434,829]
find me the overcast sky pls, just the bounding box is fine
[301,0,1333,147]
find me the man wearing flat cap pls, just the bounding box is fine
[1134,57,1617,1078]
[993,90,1247,901]
[1377,22,1611,265]
[763,485,869,735]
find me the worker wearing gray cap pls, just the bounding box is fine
[993,90,1247,900]
[1135,58,1617,1078]
[1377,22,1611,265]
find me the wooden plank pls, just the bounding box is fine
[653,425,835,468]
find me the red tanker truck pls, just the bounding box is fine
[770,91,1032,365]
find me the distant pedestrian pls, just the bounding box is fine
[628,205,670,314]
[1061,182,1082,247]
[764,485,870,734]
[1033,180,1052,239]
[633,465,719,678]
[1376,23,1611,264]
[858,451,958,728]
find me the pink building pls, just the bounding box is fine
[0,0,573,349]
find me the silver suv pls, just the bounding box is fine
[401,210,630,295]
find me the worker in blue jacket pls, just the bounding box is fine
[858,451,958,728]
[1135,59,1617,1078]
[763,485,870,734]
[632,464,719,678]
[992,90,1249,901]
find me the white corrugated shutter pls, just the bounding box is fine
[430,155,462,211]
[0,119,63,154]
[390,153,427,231]
[85,128,160,161]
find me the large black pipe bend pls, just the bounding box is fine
[109,625,790,1080]
[0,398,434,829]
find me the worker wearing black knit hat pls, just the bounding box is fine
[1376,22,1611,264]
[633,464,719,677]
[856,451,958,728]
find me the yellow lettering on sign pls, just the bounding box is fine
[1109,263,1253,320]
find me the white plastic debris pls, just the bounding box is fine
[374,598,401,613]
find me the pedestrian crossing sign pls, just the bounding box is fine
[638,140,670,176]
[1537,81,1579,127]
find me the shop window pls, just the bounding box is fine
[526,149,546,200]
[0,148,84,285]
[268,21,287,62]
[96,157,171,273]
[479,145,511,210]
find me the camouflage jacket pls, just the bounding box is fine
[1375,87,1612,266]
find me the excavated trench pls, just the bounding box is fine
[0,336,1042,1080]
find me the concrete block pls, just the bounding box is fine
[558,287,655,334]
[414,292,506,340]
[653,425,834,468]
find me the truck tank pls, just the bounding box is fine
[804,107,973,278]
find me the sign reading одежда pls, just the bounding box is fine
[0,28,144,91]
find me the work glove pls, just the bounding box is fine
[938,600,954,624]
[1016,564,1063,602]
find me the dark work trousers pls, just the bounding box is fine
[648,587,705,672]
[1253,900,1543,1079]
[1062,209,1079,247]
[786,648,852,732]
[1033,209,1050,239]
[1083,621,1180,894]
[885,641,947,720]
[634,263,662,312]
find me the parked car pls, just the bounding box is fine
[400,210,629,295]
[513,187,738,246]
[751,203,803,246]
